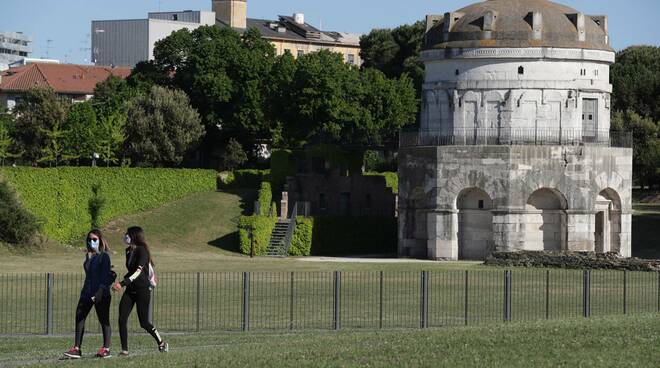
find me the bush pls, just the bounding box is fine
[364,171,398,193]
[222,138,248,170]
[87,183,106,229]
[289,217,313,256]
[238,215,277,256]
[217,169,270,190]
[257,182,272,215]
[1,167,216,242]
[0,180,41,245]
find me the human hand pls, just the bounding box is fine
[112,282,122,292]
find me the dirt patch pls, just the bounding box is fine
[485,251,660,271]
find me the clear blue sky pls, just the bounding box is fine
[1,0,658,64]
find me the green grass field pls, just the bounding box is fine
[0,314,659,367]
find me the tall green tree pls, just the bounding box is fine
[37,119,76,167]
[611,46,660,122]
[96,111,125,167]
[91,75,135,121]
[124,85,204,167]
[12,88,70,164]
[612,110,660,188]
[63,101,98,165]
[0,111,19,166]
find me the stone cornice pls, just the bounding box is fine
[421,47,615,63]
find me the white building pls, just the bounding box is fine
[91,11,216,67]
[0,32,32,71]
[399,0,633,260]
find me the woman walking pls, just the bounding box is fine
[63,229,114,359]
[112,226,168,356]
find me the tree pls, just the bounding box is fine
[0,180,41,245]
[96,111,126,167]
[124,85,205,167]
[63,101,98,165]
[91,75,135,120]
[612,110,660,188]
[611,46,660,122]
[37,119,76,167]
[0,111,20,166]
[12,88,70,164]
[222,138,248,170]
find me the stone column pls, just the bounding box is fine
[566,210,595,251]
[492,210,526,252]
[619,211,632,258]
[427,209,458,260]
[280,192,288,220]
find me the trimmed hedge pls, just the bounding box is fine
[0,167,216,243]
[217,169,270,190]
[287,216,396,256]
[289,217,313,256]
[364,172,398,194]
[257,182,272,215]
[238,215,277,256]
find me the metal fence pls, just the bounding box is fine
[399,129,633,148]
[1,270,658,335]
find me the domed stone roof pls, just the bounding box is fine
[424,0,612,51]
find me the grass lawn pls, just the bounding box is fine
[0,314,659,367]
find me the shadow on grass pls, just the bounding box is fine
[208,231,241,253]
[218,189,257,216]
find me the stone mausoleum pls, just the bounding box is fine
[398,0,633,260]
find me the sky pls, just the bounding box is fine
[1,0,659,64]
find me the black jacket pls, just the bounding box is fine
[80,252,112,301]
[121,246,150,290]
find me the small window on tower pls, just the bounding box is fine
[589,114,593,120]
[478,200,485,209]
[455,69,460,75]
[172,14,178,21]
[518,66,524,75]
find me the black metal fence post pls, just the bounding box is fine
[46,273,53,335]
[545,270,550,320]
[242,272,250,332]
[623,270,627,315]
[583,270,591,318]
[420,271,429,329]
[504,270,512,322]
[289,271,294,330]
[464,270,469,326]
[379,271,384,329]
[196,272,201,332]
[333,271,341,330]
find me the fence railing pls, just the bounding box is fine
[0,269,658,335]
[399,129,633,148]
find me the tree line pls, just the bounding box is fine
[0,26,418,169]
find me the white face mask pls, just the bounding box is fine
[89,239,100,251]
[124,234,132,245]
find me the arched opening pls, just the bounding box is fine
[525,188,567,251]
[595,188,622,253]
[457,188,493,260]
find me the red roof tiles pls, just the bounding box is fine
[0,63,132,95]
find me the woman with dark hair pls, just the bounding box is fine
[112,226,168,356]
[63,229,114,359]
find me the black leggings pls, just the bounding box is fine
[75,296,111,348]
[118,288,163,351]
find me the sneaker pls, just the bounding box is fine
[158,342,169,353]
[63,346,81,359]
[95,347,112,358]
[118,350,130,357]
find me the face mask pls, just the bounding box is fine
[89,239,100,251]
[124,234,131,245]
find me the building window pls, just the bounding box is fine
[347,54,355,65]
[455,69,460,75]
[284,49,291,55]
[297,50,305,58]
[319,193,327,211]
[478,200,485,209]
[518,66,524,75]
[172,14,178,21]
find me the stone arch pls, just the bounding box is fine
[595,188,622,254]
[525,188,567,251]
[456,187,493,260]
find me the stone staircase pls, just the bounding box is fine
[267,220,290,257]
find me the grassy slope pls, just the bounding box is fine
[0,314,658,367]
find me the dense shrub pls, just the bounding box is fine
[238,215,277,256]
[217,169,270,190]
[257,182,272,215]
[0,180,41,245]
[1,167,216,242]
[364,172,398,193]
[222,138,248,170]
[289,217,313,256]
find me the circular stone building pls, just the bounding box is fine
[398,0,633,260]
